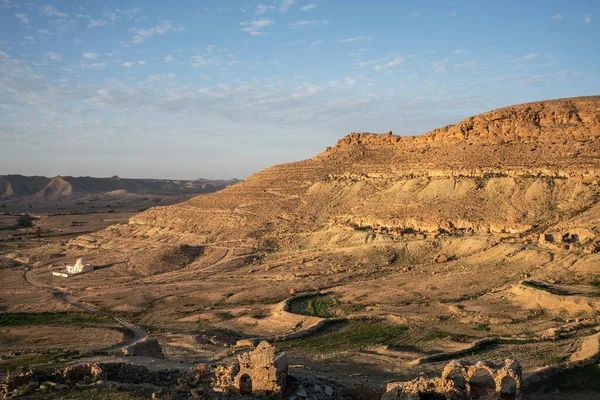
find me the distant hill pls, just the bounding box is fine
[0,175,239,211]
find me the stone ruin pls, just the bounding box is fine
[538,229,599,253]
[382,359,522,400]
[213,341,288,399]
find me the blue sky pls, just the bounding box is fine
[0,0,598,179]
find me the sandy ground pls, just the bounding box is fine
[0,326,124,352]
[1,207,600,395]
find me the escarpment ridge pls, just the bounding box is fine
[331,95,600,147]
[78,96,600,251]
[0,175,239,211]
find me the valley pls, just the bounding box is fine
[2,96,600,399]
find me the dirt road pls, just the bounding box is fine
[23,268,147,352]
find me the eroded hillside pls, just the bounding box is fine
[5,96,600,396]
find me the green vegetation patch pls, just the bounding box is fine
[0,351,83,374]
[288,294,364,318]
[305,295,341,318]
[0,311,113,327]
[277,319,407,353]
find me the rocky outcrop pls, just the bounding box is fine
[330,96,600,150]
[510,283,600,316]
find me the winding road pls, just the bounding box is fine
[23,268,147,352]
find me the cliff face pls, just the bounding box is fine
[332,96,600,147]
[76,96,600,252]
[325,96,600,178]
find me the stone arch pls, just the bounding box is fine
[498,374,518,400]
[239,373,252,395]
[467,367,497,399]
[446,367,467,392]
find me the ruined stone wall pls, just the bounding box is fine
[382,359,522,400]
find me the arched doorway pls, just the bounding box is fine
[468,368,496,399]
[240,374,252,395]
[446,368,467,393]
[499,375,518,400]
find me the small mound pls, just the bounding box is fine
[122,338,164,359]
[128,244,205,276]
[0,257,21,269]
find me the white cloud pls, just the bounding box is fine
[118,60,146,68]
[191,45,232,66]
[52,18,73,32]
[74,38,83,45]
[552,13,562,20]
[88,19,108,28]
[107,11,118,22]
[431,58,451,72]
[41,4,67,18]
[455,60,476,69]
[448,11,458,17]
[83,52,98,59]
[374,57,404,71]
[0,50,9,58]
[452,49,470,54]
[255,3,274,15]
[349,48,367,57]
[300,3,317,11]
[344,77,356,86]
[288,20,329,29]
[340,36,364,43]
[43,51,62,61]
[410,11,420,17]
[76,62,107,70]
[145,73,177,83]
[164,54,174,62]
[240,19,274,35]
[511,52,540,63]
[131,20,184,43]
[356,57,387,68]
[115,8,141,20]
[277,0,295,12]
[15,13,29,24]
[584,16,592,24]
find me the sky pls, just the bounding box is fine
[0,0,599,180]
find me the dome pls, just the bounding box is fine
[75,257,88,267]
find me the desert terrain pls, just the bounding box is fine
[2,96,600,399]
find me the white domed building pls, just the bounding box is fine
[66,257,93,274]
